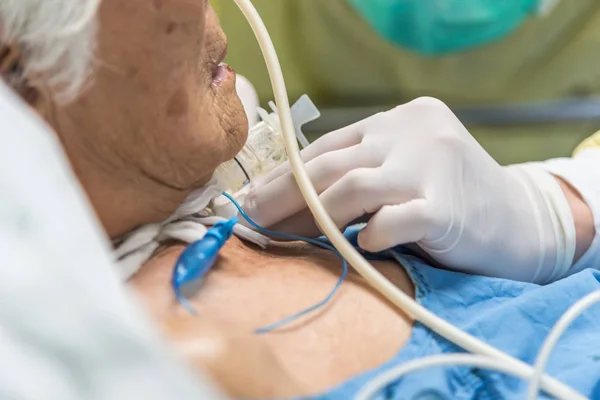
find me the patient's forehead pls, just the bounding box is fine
[100,0,207,40]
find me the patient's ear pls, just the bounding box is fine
[0,43,50,116]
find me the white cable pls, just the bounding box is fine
[355,354,531,400]
[527,290,600,400]
[230,1,586,399]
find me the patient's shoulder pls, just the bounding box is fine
[129,236,415,395]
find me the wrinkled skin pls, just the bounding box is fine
[47,0,414,397]
[48,0,317,395]
[131,238,413,398]
[54,0,247,238]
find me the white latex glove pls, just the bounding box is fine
[242,97,576,284]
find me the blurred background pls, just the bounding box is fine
[214,0,600,164]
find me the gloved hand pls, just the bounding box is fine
[242,97,576,283]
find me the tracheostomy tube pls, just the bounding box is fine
[214,94,319,194]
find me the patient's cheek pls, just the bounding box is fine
[166,88,189,118]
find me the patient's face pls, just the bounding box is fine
[58,0,247,190]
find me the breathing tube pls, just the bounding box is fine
[228,1,594,399]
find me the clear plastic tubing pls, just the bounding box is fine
[215,118,286,193]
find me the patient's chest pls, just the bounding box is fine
[129,237,414,393]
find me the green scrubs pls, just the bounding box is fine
[214,0,600,164]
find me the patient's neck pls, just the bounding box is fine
[53,119,206,239]
[73,161,188,238]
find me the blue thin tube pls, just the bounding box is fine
[221,192,348,334]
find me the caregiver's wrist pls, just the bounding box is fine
[554,175,595,264]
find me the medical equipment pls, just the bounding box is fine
[214,95,319,194]
[222,192,348,334]
[173,192,347,333]
[527,291,600,399]
[355,354,535,399]
[231,0,597,398]
[172,216,238,314]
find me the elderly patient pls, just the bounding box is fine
[49,0,410,397]
[45,1,600,399]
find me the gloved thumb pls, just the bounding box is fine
[358,200,430,253]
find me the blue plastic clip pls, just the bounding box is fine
[172,216,238,314]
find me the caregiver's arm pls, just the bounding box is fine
[554,177,594,262]
[243,97,589,284]
[531,148,600,273]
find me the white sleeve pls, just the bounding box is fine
[527,148,600,276]
[0,229,226,400]
[0,82,226,400]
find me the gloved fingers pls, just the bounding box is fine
[268,208,322,239]
[244,145,374,227]
[319,167,390,230]
[357,200,431,253]
[251,121,365,189]
[299,120,365,164]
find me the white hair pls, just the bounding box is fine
[0,0,100,102]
